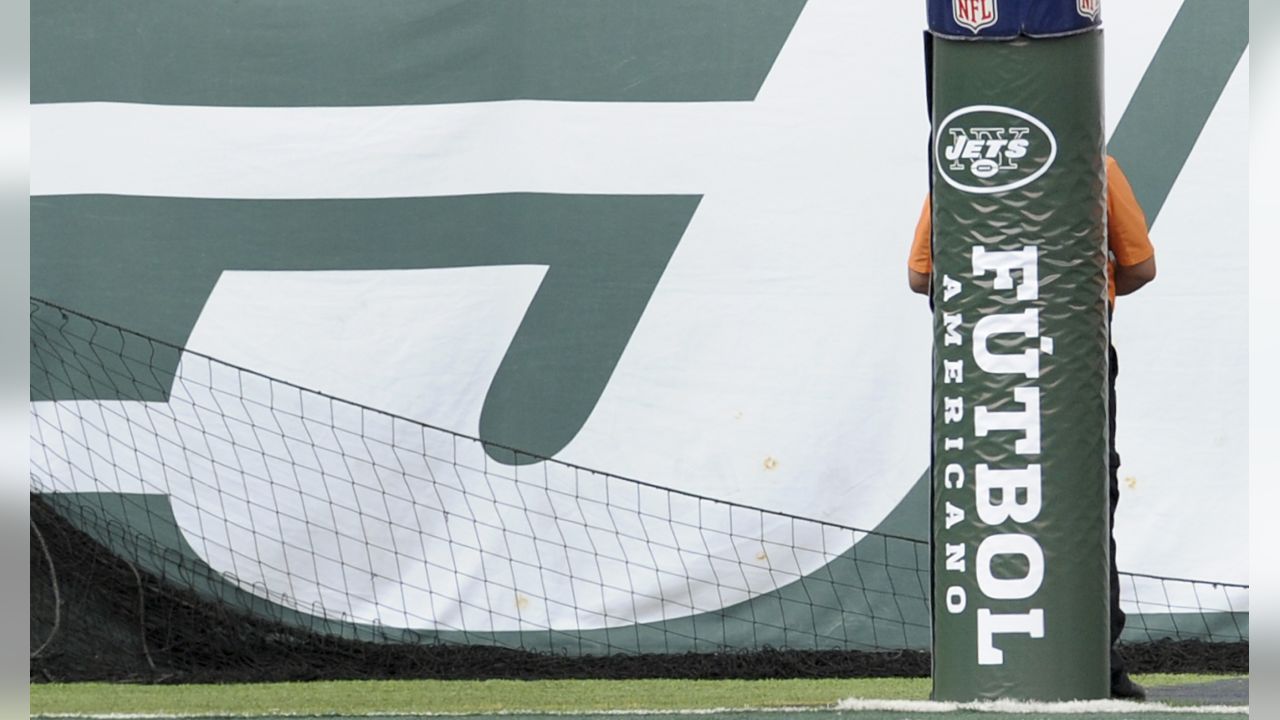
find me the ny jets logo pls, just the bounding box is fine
[935,105,1057,195]
[944,127,1030,179]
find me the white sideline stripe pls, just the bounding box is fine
[835,697,1248,714]
[31,708,829,718]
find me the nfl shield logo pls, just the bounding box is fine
[1077,0,1101,20]
[953,0,998,33]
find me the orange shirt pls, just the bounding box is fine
[909,156,1154,306]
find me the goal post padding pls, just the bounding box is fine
[926,0,1110,701]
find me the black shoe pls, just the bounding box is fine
[1111,673,1147,701]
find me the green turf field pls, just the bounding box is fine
[30,675,1246,718]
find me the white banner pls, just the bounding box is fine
[31,0,1248,632]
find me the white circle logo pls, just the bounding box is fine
[935,105,1058,195]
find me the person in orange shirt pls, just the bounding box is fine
[908,155,1156,700]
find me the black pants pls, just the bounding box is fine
[1108,341,1127,682]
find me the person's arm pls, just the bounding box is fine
[1107,157,1156,297]
[1114,255,1156,296]
[908,196,932,295]
[908,268,930,294]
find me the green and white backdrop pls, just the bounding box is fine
[30,0,1247,645]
